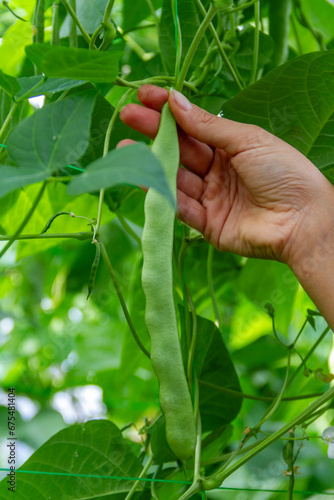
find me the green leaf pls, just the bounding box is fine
[123,0,162,32]
[0,167,48,199]
[180,309,242,432]
[25,44,122,83]
[0,420,143,499]
[67,143,175,207]
[238,260,298,335]
[150,415,177,464]
[60,0,109,37]
[7,92,96,173]
[223,51,334,181]
[0,69,20,96]
[159,0,209,75]
[16,76,87,99]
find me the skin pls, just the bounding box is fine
[119,84,334,330]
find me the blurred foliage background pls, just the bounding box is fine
[0,0,334,498]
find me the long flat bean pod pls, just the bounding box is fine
[141,102,196,462]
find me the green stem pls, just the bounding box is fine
[0,232,92,241]
[255,348,292,429]
[178,481,201,500]
[291,318,308,348]
[195,0,243,90]
[124,455,154,500]
[250,1,260,84]
[100,243,150,359]
[293,0,326,51]
[115,76,198,93]
[197,380,324,402]
[90,24,104,50]
[204,383,334,487]
[0,102,18,142]
[288,325,331,387]
[115,211,141,246]
[172,0,182,79]
[61,0,91,45]
[207,245,221,328]
[186,289,198,393]
[51,2,60,45]
[269,0,291,68]
[226,0,263,15]
[176,3,217,91]
[103,0,116,23]
[95,89,134,238]
[34,0,45,44]
[291,15,303,55]
[0,181,47,259]
[68,0,77,47]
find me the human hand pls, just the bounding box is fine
[119,85,334,269]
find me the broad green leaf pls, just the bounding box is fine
[223,51,334,181]
[0,420,143,499]
[237,260,299,336]
[123,0,162,32]
[25,44,122,83]
[67,143,175,207]
[0,69,20,96]
[7,92,96,173]
[16,76,87,99]
[159,0,209,75]
[0,166,48,199]
[180,310,242,432]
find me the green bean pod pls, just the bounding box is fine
[141,102,196,461]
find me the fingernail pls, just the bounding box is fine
[171,90,192,111]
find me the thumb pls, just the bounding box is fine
[168,90,269,156]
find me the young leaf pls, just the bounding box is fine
[67,143,175,207]
[25,44,122,83]
[7,91,96,173]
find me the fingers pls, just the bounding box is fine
[120,101,214,176]
[177,189,206,234]
[137,84,169,111]
[168,90,272,156]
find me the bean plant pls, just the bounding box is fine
[0,0,334,499]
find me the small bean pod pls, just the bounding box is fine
[87,241,101,299]
[141,102,196,461]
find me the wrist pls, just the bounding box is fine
[284,183,334,282]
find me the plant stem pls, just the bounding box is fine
[100,243,150,359]
[288,325,331,387]
[61,0,91,45]
[0,181,47,259]
[291,15,303,55]
[68,0,77,47]
[124,455,154,500]
[195,0,243,90]
[34,0,45,44]
[95,88,134,239]
[207,245,221,329]
[115,76,198,93]
[291,318,308,348]
[0,102,18,142]
[51,2,60,45]
[176,3,217,91]
[250,1,260,84]
[103,0,116,23]
[0,232,92,241]
[197,380,324,402]
[203,383,334,487]
[227,0,263,15]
